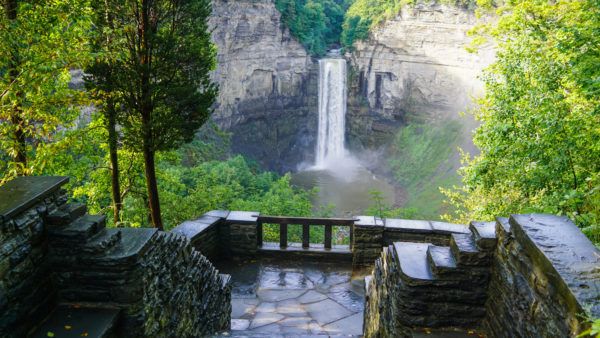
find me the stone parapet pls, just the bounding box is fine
[352,216,384,270]
[484,214,600,337]
[0,176,69,336]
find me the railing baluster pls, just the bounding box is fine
[349,224,354,250]
[325,225,332,249]
[302,224,310,248]
[280,223,288,248]
[257,221,263,247]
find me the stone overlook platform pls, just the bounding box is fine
[0,176,598,337]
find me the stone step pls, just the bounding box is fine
[30,305,119,338]
[80,228,157,268]
[45,203,87,226]
[393,242,434,285]
[48,214,107,243]
[82,228,122,255]
[450,233,490,266]
[426,245,457,277]
[469,221,497,250]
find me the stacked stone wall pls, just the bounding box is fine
[0,190,65,336]
[484,215,600,337]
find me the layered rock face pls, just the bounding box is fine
[210,0,317,172]
[347,3,494,148]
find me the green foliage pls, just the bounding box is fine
[443,0,600,245]
[275,0,350,55]
[0,0,92,181]
[386,120,463,220]
[69,127,314,230]
[365,190,417,219]
[341,0,496,49]
[579,317,600,338]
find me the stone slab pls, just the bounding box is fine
[171,216,220,241]
[430,221,470,234]
[496,217,511,234]
[323,312,363,336]
[249,312,285,329]
[298,290,328,304]
[427,245,457,270]
[385,219,432,233]
[226,211,258,224]
[0,176,69,220]
[305,299,353,326]
[393,242,434,281]
[510,214,600,316]
[231,319,250,331]
[256,289,306,302]
[206,210,230,219]
[354,215,384,227]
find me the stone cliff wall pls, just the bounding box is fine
[210,0,317,172]
[346,2,494,148]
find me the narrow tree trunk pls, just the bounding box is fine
[139,0,163,230]
[5,0,27,174]
[107,104,122,223]
[142,143,163,230]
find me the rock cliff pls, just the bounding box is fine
[210,0,317,172]
[346,3,494,148]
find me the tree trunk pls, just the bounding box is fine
[139,0,163,230]
[5,0,27,174]
[107,104,122,223]
[142,143,163,230]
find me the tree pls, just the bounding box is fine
[443,0,600,243]
[85,0,124,223]
[99,0,217,230]
[0,0,91,182]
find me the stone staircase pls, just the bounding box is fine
[365,221,497,336]
[29,202,127,336]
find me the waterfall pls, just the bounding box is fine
[316,57,347,168]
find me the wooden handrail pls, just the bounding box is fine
[257,215,356,250]
[257,215,357,226]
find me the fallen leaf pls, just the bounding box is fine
[65,325,72,330]
[47,332,55,337]
[81,332,89,337]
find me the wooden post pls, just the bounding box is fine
[280,223,288,248]
[257,221,263,247]
[302,224,310,248]
[349,224,354,250]
[325,225,332,249]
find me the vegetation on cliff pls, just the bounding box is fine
[443,0,600,245]
[275,0,352,55]
[342,0,492,48]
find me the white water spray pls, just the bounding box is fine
[315,57,347,168]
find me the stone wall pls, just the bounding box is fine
[0,177,231,337]
[209,0,317,172]
[485,215,600,337]
[362,215,600,337]
[0,177,68,336]
[352,216,384,271]
[140,232,231,336]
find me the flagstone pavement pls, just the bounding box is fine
[215,258,365,337]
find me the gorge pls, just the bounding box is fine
[208,0,494,217]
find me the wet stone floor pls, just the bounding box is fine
[215,258,365,337]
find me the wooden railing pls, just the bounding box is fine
[257,216,356,250]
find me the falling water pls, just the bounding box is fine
[316,57,347,168]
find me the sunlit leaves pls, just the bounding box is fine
[443,0,600,245]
